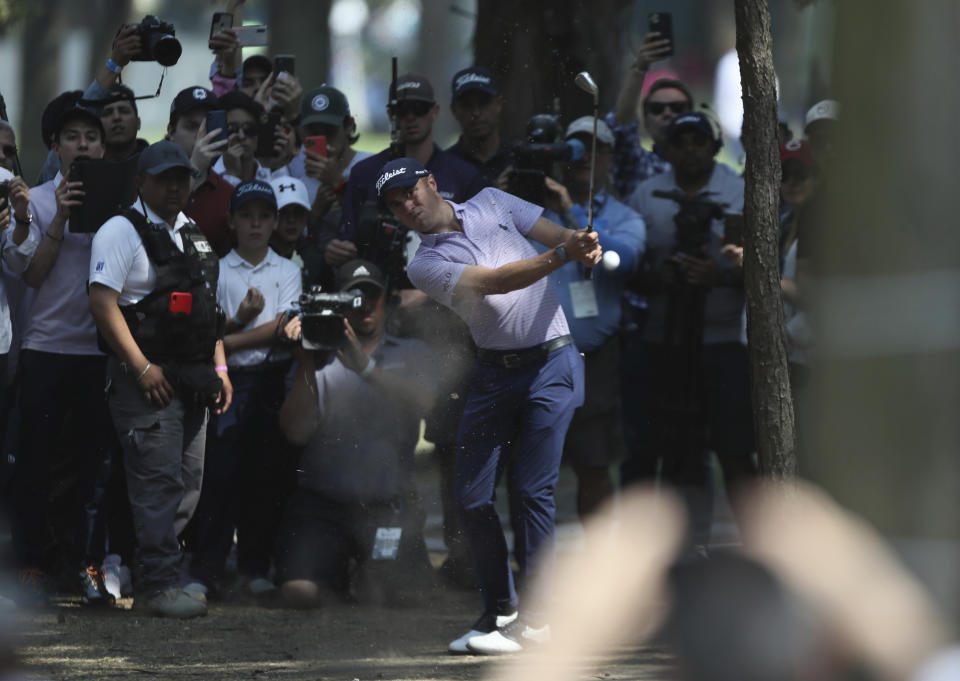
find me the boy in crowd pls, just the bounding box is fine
[185,181,302,602]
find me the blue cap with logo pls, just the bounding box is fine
[229,179,277,212]
[451,66,499,101]
[375,157,430,197]
[666,111,719,143]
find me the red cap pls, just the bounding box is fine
[779,139,816,168]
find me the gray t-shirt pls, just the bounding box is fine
[298,334,437,503]
[627,162,746,345]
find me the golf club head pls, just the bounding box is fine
[575,71,599,97]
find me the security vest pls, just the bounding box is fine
[117,208,224,363]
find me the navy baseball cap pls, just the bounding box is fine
[375,157,430,197]
[137,140,193,175]
[451,66,499,101]
[229,180,277,212]
[667,111,718,142]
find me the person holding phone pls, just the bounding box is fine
[2,95,117,608]
[213,91,292,187]
[88,140,232,618]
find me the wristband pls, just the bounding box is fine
[214,365,229,374]
[359,357,377,379]
[106,58,122,74]
[136,362,152,382]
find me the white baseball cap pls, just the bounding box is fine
[269,177,310,211]
[804,99,840,131]
[565,116,615,146]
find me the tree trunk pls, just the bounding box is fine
[268,0,332,93]
[475,0,629,143]
[18,0,66,183]
[84,0,134,82]
[735,0,798,479]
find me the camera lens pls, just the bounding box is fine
[153,34,182,67]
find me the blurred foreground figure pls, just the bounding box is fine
[488,482,956,681]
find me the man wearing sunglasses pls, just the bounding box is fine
[335,74,482,263]
[606,32,693,198]
[212,91,291,187]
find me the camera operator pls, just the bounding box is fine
[622,112,756,551]
[446,67,513,190]
[378,158,600,654]
[88,140,232,618]
[37,24,142,184]
[538,117,646,520]
[185,180,301,603]
[2,95,116,607]
[606,32,691,198]
[275,259,437,608]
[164,86,233,256]
[335,74,482,265]
[99,85,147,163]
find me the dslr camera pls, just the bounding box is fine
[126,15,182,67]
[508,114,586,206]
[293,286,365,351]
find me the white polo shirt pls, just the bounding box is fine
[1,172,100,355]
[217,247,302,367]
[213,157,290,188]
[89,201,193,306]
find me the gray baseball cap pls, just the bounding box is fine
[137,140,193,175]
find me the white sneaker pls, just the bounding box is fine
[182,581,209,605]
[448,611,518,654]
[101,554,122,600]
[466,618,551,655]
[247,577,278,597]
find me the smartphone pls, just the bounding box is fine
[0,181,8,204]
[206,110,228,145]
[210,12,233,39]
[723,214,744,246]
[304,135,327,158]
[169,292,193,315]
[235,25,268,47]
[256,110,284,157]
[648,12,674,56]
[273,54,295,77]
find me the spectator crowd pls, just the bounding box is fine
[0,4,838,659]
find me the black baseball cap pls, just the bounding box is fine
[451,66,499,101]
[169,86,219,125]
[230,179,277,212]
[338,259,386,291]
[242,55,273,78]
[53,92,105,142]
[137,140,194,175]
[301,86,350,127]
[390,74,435,104]
[667,112,718,143]
[375,157,430,197]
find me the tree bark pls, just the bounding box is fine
[735,0,798,479]
[268,0,332,93]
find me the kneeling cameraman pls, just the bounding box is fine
[276,259,437,608]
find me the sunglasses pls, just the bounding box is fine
[645,100,691,116]
[389,101,433,118]
[227,122,259,137]
[1,145,16,157]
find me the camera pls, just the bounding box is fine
[293,286,365,351]
[652,189,728,258]
[508,114,585,206]
[127,15,182,67]
[357,202,410,289]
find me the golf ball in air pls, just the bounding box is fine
[602,251,621,271]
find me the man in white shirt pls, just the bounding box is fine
[2,95,115,607]
[89,140,232,618]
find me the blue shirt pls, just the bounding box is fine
[540,190,646,352]
[407,188,570,351]
[339,145,484,242]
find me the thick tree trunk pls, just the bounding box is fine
[735,0,798,479]
[84,0,134,82]
[268,0,332,92]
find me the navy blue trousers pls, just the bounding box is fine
[455,344,583,617]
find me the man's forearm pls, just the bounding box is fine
[455,248,565,299]
[278,355,320,446]
[223,316,282,353]
[89,286,150,374]
[22,216,67,288]
[614,68,647,125]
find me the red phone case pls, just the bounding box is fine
[305,135,328,158]
[169,292,193,315]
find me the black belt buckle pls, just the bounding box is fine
[502,353,522,369]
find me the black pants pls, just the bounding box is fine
[10,351,112,571]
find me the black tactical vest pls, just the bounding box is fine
[117,208,225,363]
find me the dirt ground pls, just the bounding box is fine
[8,588,676,681]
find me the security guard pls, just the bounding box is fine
[89,140,233,618]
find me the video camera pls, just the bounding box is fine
[508,114,586,206]
[652,190,728,257]
[292,286,365,351]
[127,15,182,67]
[357,202,410,289]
